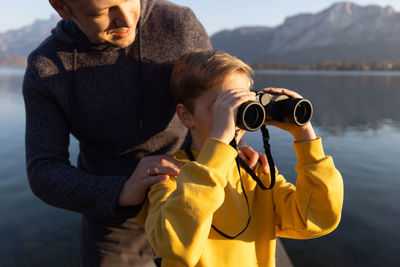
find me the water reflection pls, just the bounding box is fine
[2,68,400,266]
[0,68,81,266]
[0,68,25,108]
[251,71,400,267]
[0,69,26,132]
[0,68,25,93]
[254,71,400,135]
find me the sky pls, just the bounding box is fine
[1,0,400,34]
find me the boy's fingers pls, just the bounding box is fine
[247,151,259,170]
[238,150,249,162]
[238,146,258,170]
[258,153,270,174]
[219,89,255,103]
[238,147,273,174]
[229,93,257,109]
[275,165,279,174]
[262,87,303,99]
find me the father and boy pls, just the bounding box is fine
[23,0,343,266]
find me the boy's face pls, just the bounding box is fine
[189,73,251,149]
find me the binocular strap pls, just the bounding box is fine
[248,125,276,190]
[184,143,251,239]
[183,126,275,239]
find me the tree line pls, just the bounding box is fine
[251,61,400,71]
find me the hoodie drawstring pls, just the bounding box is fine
[73,48,78,72]
[136,21,144,130]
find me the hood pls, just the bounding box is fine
[51,0,157,51]
[140,0,156,26]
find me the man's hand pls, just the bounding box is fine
[118,155,183,207]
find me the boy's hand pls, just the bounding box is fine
[118,154,182,207]
[262,88,317,142]
[209,88,256,144]
[238,146,277,174]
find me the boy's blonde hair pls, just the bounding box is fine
[171,50,254,112]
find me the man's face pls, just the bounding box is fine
[63,0,141,47]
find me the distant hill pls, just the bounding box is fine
[2,2,400,67]
[0,54,27,67]
[211,2,400,65]
[0,15,60,66]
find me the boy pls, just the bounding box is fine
[137,50,343,267]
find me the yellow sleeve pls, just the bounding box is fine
[273,137,344,239]
[144,138,237,266]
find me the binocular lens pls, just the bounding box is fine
[294,99,313,126]
[237,102,265,131]
[245,105,263,129]
[237,92,313,131]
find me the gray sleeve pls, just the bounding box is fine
[189,9,213,50]
[22,65,142,217]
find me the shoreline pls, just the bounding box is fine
[254,69,400,76]
[3,66,400,77]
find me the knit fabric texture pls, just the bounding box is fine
[23,0,211,265]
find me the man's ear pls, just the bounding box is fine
[49,0,73,20]
[176,104,194,129]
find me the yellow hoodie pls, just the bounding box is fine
[137,137,343,267]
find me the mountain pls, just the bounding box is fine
[0,15,60,65]
[2,2,400,66]
[211,2,400,64]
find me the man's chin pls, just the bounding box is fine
[108,38,136,48]
[106,33,136,48]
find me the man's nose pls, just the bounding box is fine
[113,4,134,28]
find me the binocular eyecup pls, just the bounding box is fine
[237,92,313,132]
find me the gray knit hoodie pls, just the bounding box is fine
[23,0,210,265]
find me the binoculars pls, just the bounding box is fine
[237,92,313,131]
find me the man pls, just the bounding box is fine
[23,0,266,266]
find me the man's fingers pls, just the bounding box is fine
[142,174,169,188]
[146,154,183,170]
[137,154,183,179]
[148,165,180,177]
[121,154,181,206]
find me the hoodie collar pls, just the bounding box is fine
[140,0,156,25]
[52,19,120,52]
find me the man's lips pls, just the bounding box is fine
[111,28,132,38]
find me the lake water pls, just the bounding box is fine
[1,67,399,266]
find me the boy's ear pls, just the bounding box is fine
[49,0,73,20]
[176,104,194,129]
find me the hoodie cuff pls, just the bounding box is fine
[196,138,238,172]
[293,137,326,165]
